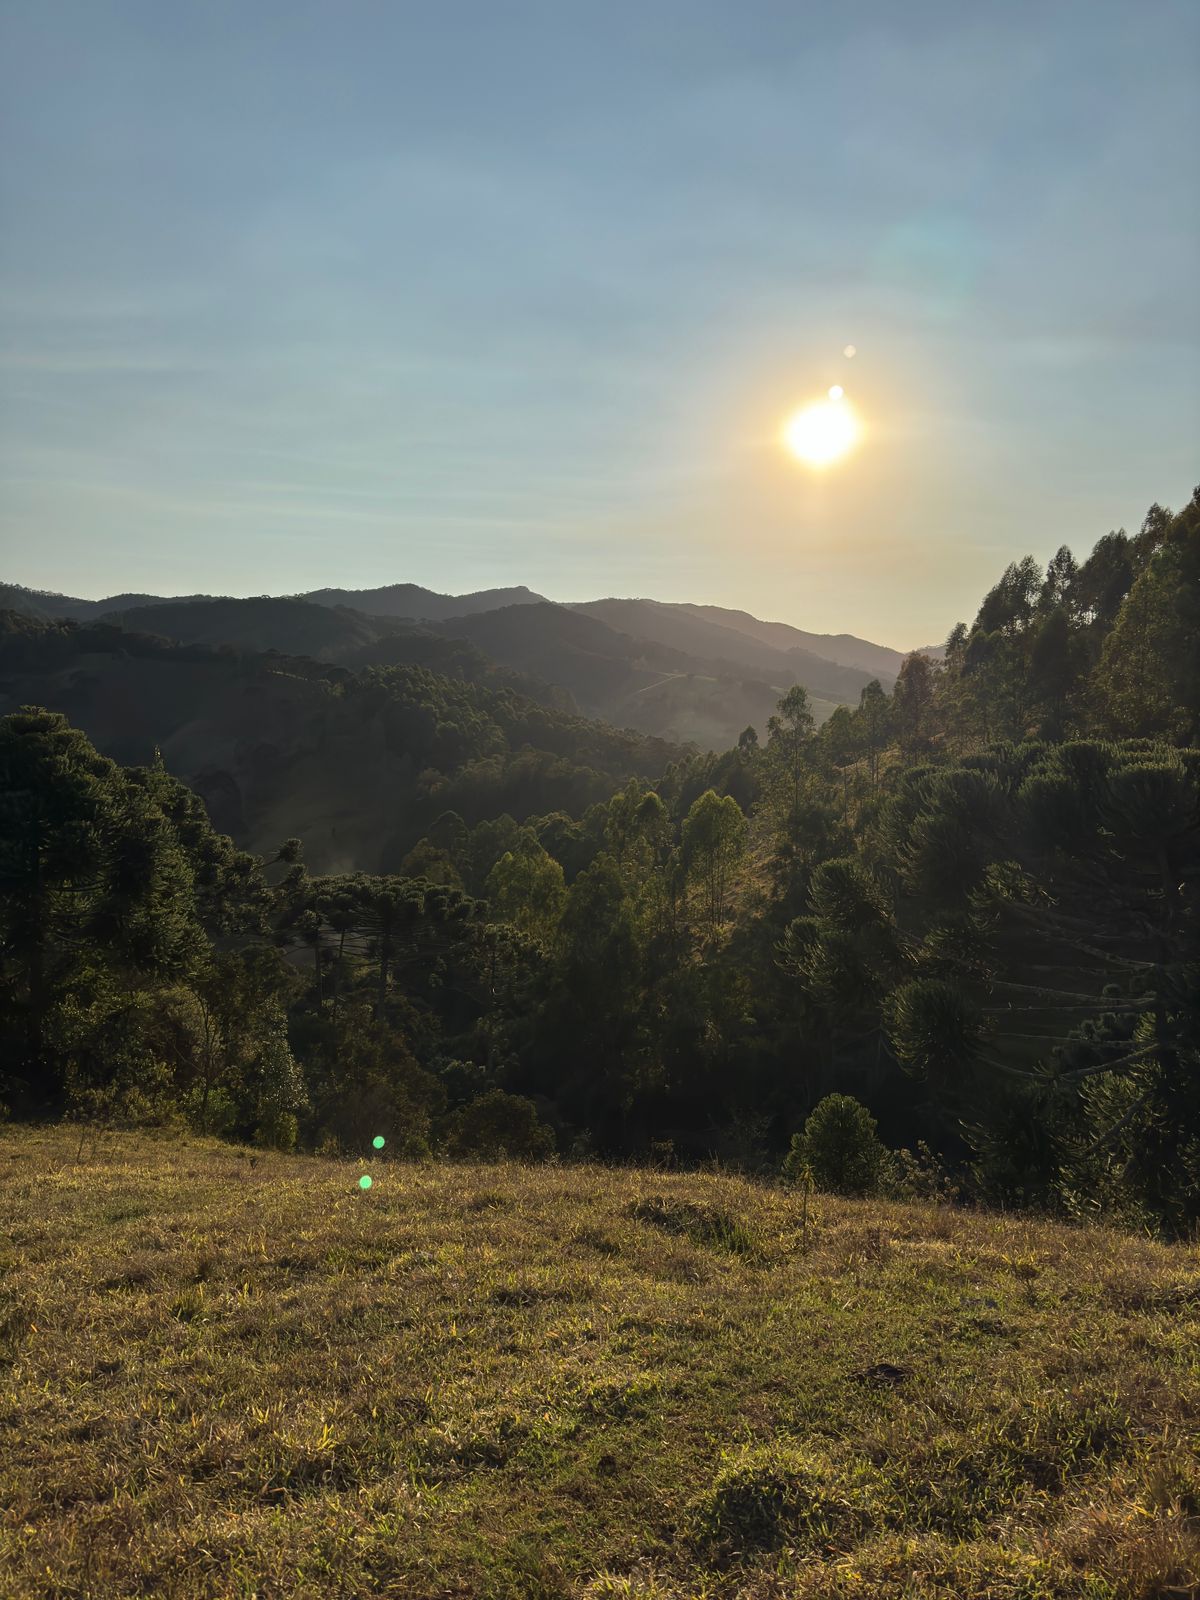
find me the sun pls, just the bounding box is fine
[782,390,860,468]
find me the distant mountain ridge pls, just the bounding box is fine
[0,580,918,670]
[569,598,899,691]
[298,582,548,620]
[669,602,909,679]
[0,580,547,625]
[0,578,926,751]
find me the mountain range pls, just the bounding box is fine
[0,580,922,751]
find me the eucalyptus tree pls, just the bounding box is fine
[766,684,815,815]
[485,838,566,943]
[681,789,747,939]
[891,652,937,755]
[879,740,1200,1227]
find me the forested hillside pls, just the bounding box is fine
[1,488,1197,1231]
[0,580,897,748]
[572,596,897,697]
[672,601,909,678]
[423,601,865,748]
[0,615,676,870]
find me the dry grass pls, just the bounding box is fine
[1,1128,1198,1598]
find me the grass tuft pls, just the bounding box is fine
[628,1195,760,1255]
[685,1440,879,1556]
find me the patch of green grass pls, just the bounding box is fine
[1,1127,1198,1598]
[628,1195,761,1256]
[684,1440,881,1555]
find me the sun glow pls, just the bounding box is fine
[782,393,859,468]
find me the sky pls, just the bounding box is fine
[1,1,1197,649]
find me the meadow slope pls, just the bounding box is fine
[2,1131,1198,1599]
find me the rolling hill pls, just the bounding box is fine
[0,583,218,622]
[671,601,909,679]
[1,579,914,751]
[0,611,676,873]
[430,602,852,748]
[5,1127,1197,1600]
[102,596,398,661]
[570,597,891,699]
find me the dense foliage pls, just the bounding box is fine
[2,488,1196,1230]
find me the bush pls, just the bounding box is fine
[883,1140,960,1202]
[783,1093,886,1196]
[441,1089,555,1162]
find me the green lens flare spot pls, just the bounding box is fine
[359,1175,373,1191]
[372,1136,385,1150]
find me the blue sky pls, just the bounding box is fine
[1,0,1197,647]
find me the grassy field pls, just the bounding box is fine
[2,1130,1198,1599]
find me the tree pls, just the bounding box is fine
[1092,489,1200,742]
[249,1026,307,1150]
[300,997,440,1156]
[485,840,566,942]
[681,790,747,937]
[777,856,902,1100]
[975,556,1041,636]
[885,979,981,1090]
[880,740,1200,1228]
[1028,607,1078,737]
[537,853,644,1139]
[178,947,301,1135]
[1039,545,1078,613]
[891,653,936,754]
[1074,531,1133,631]
[319,875,476,1017]
[766,685,815,813]
[856,680,891,789]
[604,780,670,876]
[782,1094,887,1195]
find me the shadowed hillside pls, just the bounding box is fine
[673,601,910,679]
[103,596,398,660]
[572,597,892,698]
[1,581,901,749]
[0,612,677,872]
[428,601,832,749]
[1,586,892,751]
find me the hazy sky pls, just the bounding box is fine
[1,1,1197,648]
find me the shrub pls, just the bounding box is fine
[883,1139,959,1202]
[441,1088,555,1162]
[783,1093,886,1196]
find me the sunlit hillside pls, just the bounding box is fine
[3,1130,1199,1599]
